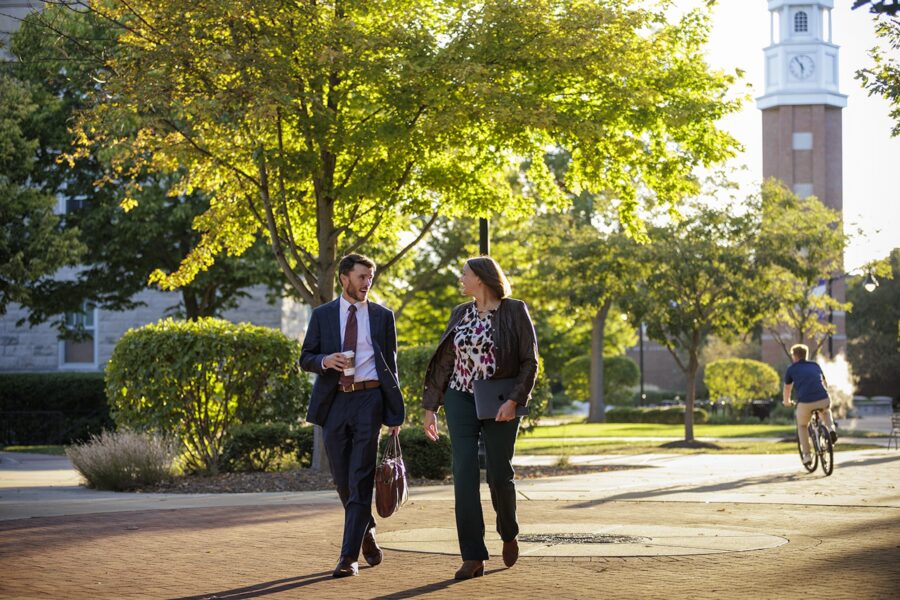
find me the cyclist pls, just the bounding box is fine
[783,343,838,467]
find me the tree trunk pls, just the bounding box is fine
[588,301,611,423]
[684,350,698,442]
[182,289,200,321]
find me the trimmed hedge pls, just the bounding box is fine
[705,358,780,410]
[379,427,452,480]
[221,423,314,472]
[0,372,112,445]
[106,318,310,472]
[606,406,708,424]
[560,354,640,405]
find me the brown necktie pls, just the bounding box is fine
[339,304,357,387]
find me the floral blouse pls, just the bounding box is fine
[448,304,497,393]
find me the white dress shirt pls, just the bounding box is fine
[337,295,378,382]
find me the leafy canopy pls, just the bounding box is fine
[61,0,741,305]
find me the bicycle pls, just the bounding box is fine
[797,408,834,476]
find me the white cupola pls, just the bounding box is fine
[757,0,847,109]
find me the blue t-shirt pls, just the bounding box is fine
[784,360,829,402]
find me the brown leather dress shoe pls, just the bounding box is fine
[332,557,359,578]
[454,560,485,580]
[362,529,383,567]
[502,539,519,567]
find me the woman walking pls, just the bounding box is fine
[422,256,539,580]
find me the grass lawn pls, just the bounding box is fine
[1,445,67,456]
[516,438,882,455]
[523,422,799,439]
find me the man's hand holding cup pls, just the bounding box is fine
[324,350,356,376]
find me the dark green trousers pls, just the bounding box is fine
[443,388,520,561]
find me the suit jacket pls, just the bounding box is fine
[300,298,405,427]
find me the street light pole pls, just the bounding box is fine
[639,322,645,403]
[825,270,878,359]
[827,277,834,359]
[479,218,489,255]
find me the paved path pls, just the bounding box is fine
[1,449,899,599]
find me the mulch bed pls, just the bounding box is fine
[136,464,644,494]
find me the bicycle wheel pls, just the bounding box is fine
[818,425,834,476]
[798,432,817,472]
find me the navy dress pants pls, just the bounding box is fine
[322,388,383,561]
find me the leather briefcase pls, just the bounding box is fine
[375,432,408,518]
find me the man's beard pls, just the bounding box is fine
[348,284,368,302]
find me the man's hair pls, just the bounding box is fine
[466,256,512,300]
[791,343,809,360]
[338,254,376,277]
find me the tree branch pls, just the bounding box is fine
[375,211,440,282]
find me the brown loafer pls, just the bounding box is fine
[502,539,519,567]
[454,560,485,580]
[332,556,358,578]
[362,529,383,567]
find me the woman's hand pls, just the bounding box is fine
[495,399,519,422]
[423,410,440,442]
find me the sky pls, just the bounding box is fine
[685,1,899,271]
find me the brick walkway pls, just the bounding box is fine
[2,451,899,599]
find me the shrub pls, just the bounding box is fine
[66,430,178,491]
[380,427,452,480]
[0,372,112,445]
[396,345,434,428]
[397,344,550,433]
[221,422,315,472]
[606,406,708,424]
[604,355,640,405]
[105,318,309,472]
[561,354,640,405]
[704,358,780,411]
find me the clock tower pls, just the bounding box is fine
[757,0,847,363]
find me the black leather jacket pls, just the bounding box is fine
[422,298,538,411]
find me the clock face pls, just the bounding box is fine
[789,55,815,80]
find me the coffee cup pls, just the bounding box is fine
[341,350,356,376]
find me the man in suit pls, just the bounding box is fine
[300,253,405,578]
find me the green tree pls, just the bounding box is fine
[704,358,780,412]
[0,72,85,316]
[856,9,900,135]
[756,181,847,359]
[621,201,763,442]
[51,0,740,468]
[531,211,641,421]
[60,0,740,310]
[8,8,281,328]
[852,2,900,18]
[846,248,900,396]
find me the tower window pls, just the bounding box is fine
[794,11,808,33]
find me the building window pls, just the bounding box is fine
[792,132,813,150]
[62,302,97,366]
[794,11,808,33]
[793,183,814,199]
[65,197,89,212]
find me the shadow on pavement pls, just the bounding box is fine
[170,571,333,599]
[367,575,462,599]
[565,471,806,507]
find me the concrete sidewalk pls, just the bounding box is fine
[1,449,898,598]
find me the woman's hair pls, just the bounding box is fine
[466,256,512,300]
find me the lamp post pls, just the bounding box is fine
[639,322,645,402]
[479,218,489,255]
[825,270,879,358]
